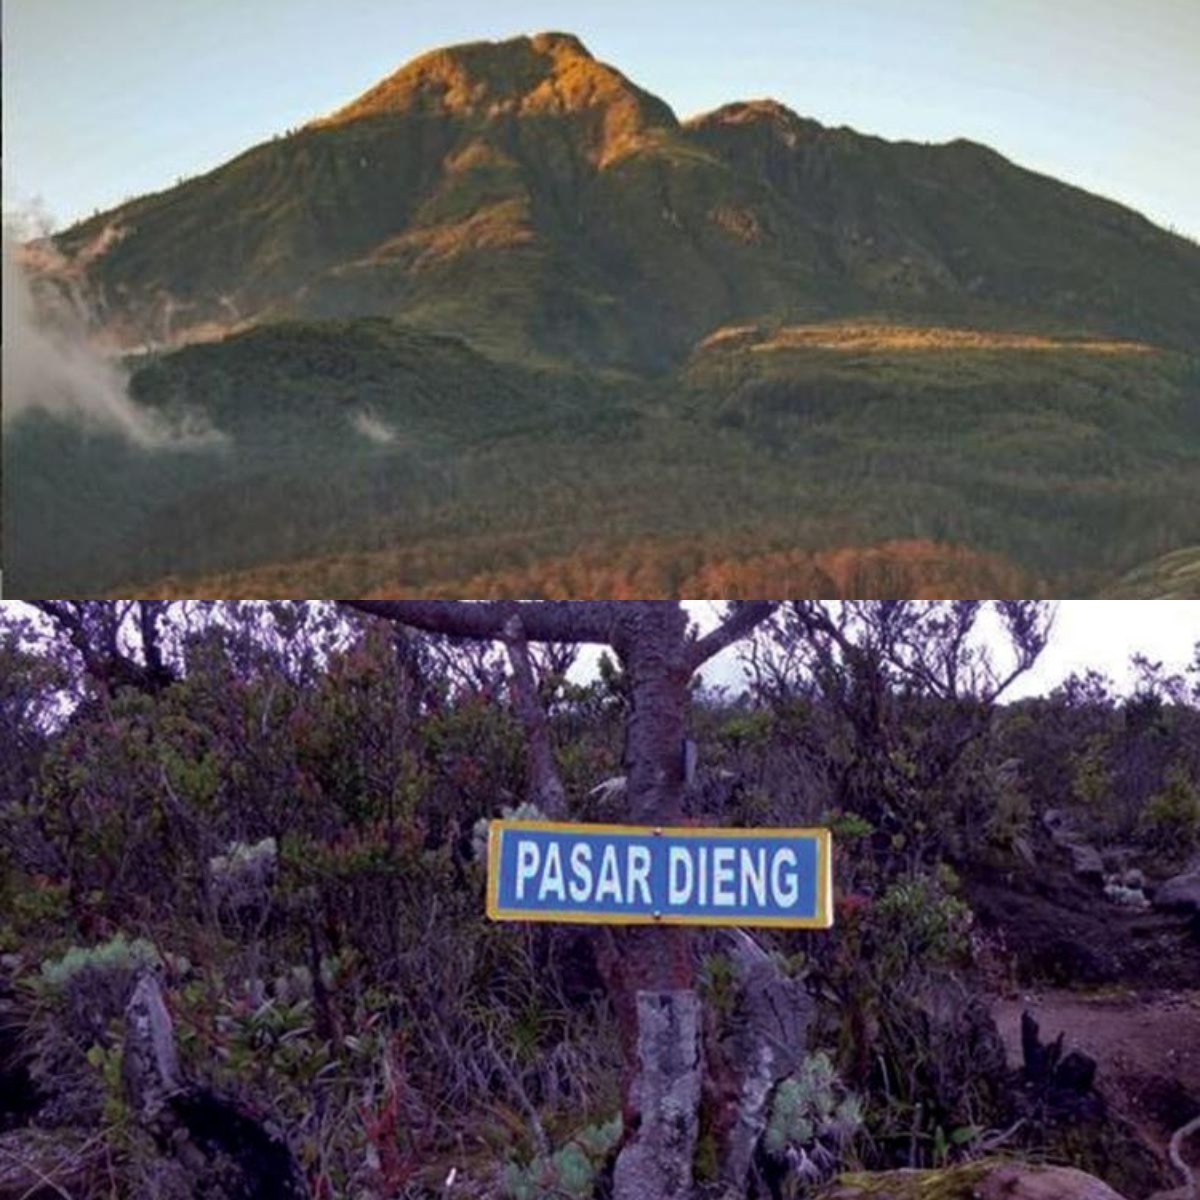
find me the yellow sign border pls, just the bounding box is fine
[486,819,833,928]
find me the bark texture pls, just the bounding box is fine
[503,614,567,817]
[612,990,702,1200]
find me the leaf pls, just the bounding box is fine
[951,1124,982,1146]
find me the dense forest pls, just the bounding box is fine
[1,601,1198,1199]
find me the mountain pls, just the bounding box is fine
[35,32,1200,365]
[6,32,1200,597]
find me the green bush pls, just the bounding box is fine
[764,1052,863,1174]
[873,876,974,971]
[502,1115,622,1200]
[1138,765,1200,852]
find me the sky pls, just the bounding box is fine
[689,601,1200,700]
[3,0,1198,239]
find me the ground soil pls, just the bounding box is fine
[965,861,1200,990]
[993,989,1200,1186]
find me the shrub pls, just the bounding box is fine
[502,1115,621,1200]
[1138,765,1200,853]
[39,935,162,991]
[764,1051,864,1171]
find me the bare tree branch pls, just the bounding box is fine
[29,601,176,695]
[687,602,780,669]
[343,600,619,645]
[503,614,567,817]
[1168,1111,1200,1200]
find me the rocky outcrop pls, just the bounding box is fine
[713,929,815,1192]
[818,1161,1129,1199]
[1042,809,1105,881]
[121,972,181,1124]
[117,972,310,1199]
[1153,871,1200,914]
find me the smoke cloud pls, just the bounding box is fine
[350,408,398,445]
[2,220,221,447]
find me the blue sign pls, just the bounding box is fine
[486,820,832,928]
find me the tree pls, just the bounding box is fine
[27,601,177,697]
[742,601,1052,867]
[344,600,778,1200]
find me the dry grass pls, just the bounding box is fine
[697,321,1156,356]
[756,322,1156,355]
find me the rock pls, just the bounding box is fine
[612,990,701,1200]
[1020,1011,1099,1108]
[1069,842,1105,880]
[121,973,309,1198]
[1153,871,1200,913]
[167,1089,310,1199]
[716,929,814,1191]
[1043,808,1075,844]
[819,1160,1129,1199]
[979,1164,1127,1199]
[1040,811,1104,879]
[1103,881,1150,910]
[122,972,180,1123]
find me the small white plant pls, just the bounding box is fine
[764,1052,863,1181]
[471,803,546,861]
[209,835,277,878]
[39,934,161,990]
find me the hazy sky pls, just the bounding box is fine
[4,0,1198,238]
[691,601,1200,700]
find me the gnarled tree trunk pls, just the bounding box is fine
[343,600,780,1200]
[608,603,700,1200]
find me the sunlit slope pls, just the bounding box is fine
[118,539,1035,601]
[35,33,1200,370]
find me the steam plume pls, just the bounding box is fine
[2,219,221,447]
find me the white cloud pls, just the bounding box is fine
[2,223,223,447]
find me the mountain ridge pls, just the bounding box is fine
[29,29,1200,369]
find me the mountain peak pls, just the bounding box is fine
[314,31,676,133]
[527,30,593,59]
[687,99,823,141]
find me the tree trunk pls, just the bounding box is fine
[342,600,783,1200]
[609,603,700,1200]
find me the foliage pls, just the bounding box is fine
[1138,764,1200,853]
[811,871,1005,1170]
[0,601,1197,1196]
[502,1115,621,1200]
[763,1051,864,1164]
[10,31,1200,597]
[871,876,974,973]
[38,935,162,992]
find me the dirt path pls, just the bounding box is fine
[993,989,1200,1170]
